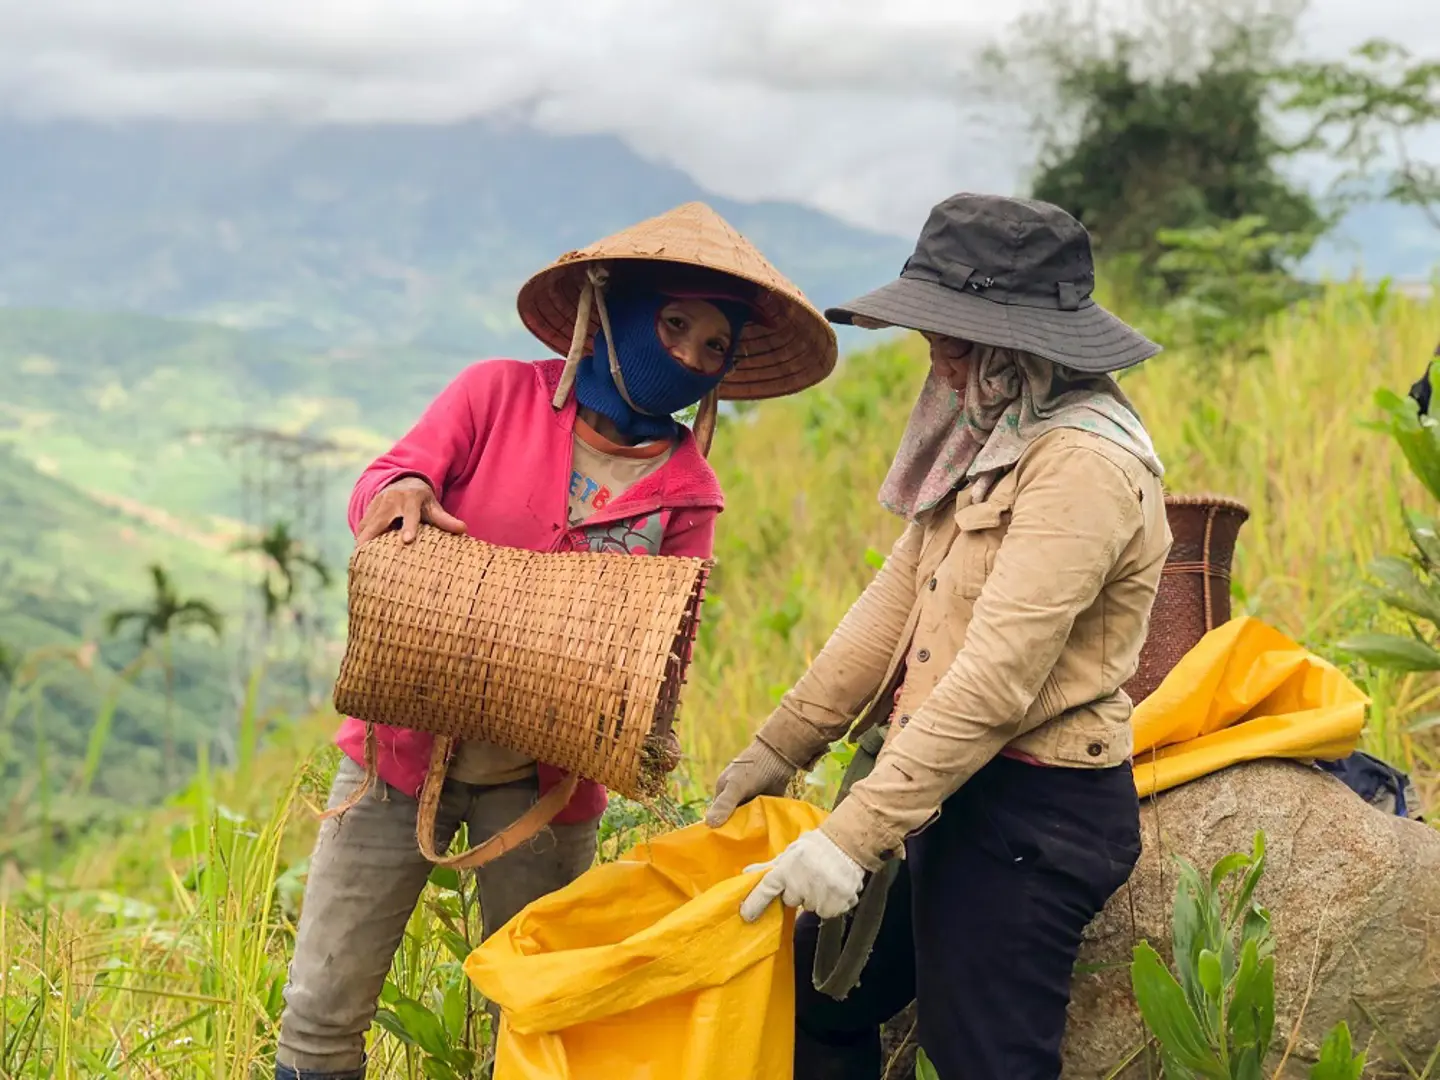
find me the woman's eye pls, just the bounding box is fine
[666,316,686,330]
[707,339,727,354]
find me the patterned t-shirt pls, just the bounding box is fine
[566,422,673,527]
[446,419,676,786]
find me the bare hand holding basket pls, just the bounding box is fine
[354,476,468,546]
[330,523,710,869]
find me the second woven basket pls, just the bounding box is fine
[1122,493,1250,705]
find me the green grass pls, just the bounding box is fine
[1,279,1439,1077]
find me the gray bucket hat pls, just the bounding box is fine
[827,193,1160,374]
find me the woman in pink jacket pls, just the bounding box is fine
[275,203,835,1080]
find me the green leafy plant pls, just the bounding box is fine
[916,1046,940,1079]
[1131,832,1367,1079]
[1308,1022,1367,1080]
[1131,831,1275,1079]
[375,976,485,1080]
[1339,376,1440,673]
[1151,215,1319,354]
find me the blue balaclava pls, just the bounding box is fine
[574,290,750,440]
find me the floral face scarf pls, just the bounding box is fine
[878,344,1164,520]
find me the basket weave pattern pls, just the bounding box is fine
[1122,494,1250,705]
[333,528,710,799]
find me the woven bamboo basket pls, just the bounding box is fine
[1121,494,1250,705]
[333,526,710,801]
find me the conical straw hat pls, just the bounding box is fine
[517,202,838,401]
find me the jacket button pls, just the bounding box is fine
[1087,741,1105,757]
[916,648,930,662]
[898,714,910,727]
[928,577,937,591]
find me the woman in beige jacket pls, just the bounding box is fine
[706,193,1173,1080]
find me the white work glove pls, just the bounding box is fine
[739,828,865,923]
[705,738,797,828]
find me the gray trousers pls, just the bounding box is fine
[276,756,599,1073]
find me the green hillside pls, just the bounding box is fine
[0,307,450,530]
[0,444,242,837]
[0,310,434,839]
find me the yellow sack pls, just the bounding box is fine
[464,796,827,1080]
[1131,616,1367,797]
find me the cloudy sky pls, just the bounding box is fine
[0,0,1436,236]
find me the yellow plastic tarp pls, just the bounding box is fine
[464,796,827,1080]
[1131,616,1367,797]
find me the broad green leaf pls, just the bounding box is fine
[916,1047,941,1080]
[1373,386,1440,503]
[428,866,462,893]
[1227,939,1276,1053]
[442,980,467,1042]
[1228,834,1270,937]
[1367,555,1440,627]
[373,1007,417,1048]
[1130,943,1223,1076]
[448,1048,478,1074]
[1336,632,1440,672]
[1404,508,1440,569]
[1171,858,1213,1014]
[1232,1046,1266,1080]
[1309,1021,1366,1080]
[420,1059,461,1080]
[438,929,473,964]
[387,993,452,1060]
[1197,949,1223,1001]
[1208,851,1251,892]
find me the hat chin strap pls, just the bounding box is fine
[551,263,721,458]
[551,263,645,415]
[693,389,719,457]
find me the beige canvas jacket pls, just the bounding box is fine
[755,428,1172,870]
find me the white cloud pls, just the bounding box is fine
[0,0,1434,236]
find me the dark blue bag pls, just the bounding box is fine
[1315,751,1423,820]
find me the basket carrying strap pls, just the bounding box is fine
[415,735,580,870]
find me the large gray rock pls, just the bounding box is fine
[1063,761,1440,1078]
[878,761,1440,1079]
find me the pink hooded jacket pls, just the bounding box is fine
[335,356,723,823]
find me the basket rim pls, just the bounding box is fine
[1163,492,1251,514]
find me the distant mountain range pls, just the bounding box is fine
[0,119,911,356]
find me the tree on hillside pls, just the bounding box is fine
[106,564,224,788]
[231,518,333,713]
[231,520,332,627]
[1279,39,1440,230]
[987,0,1322,270]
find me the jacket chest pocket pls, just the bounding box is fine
[947,500,1010,600]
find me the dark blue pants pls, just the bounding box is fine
[793,756,1141,1080]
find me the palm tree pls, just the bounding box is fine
[106,564,224,787]
[231,521,332,625]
